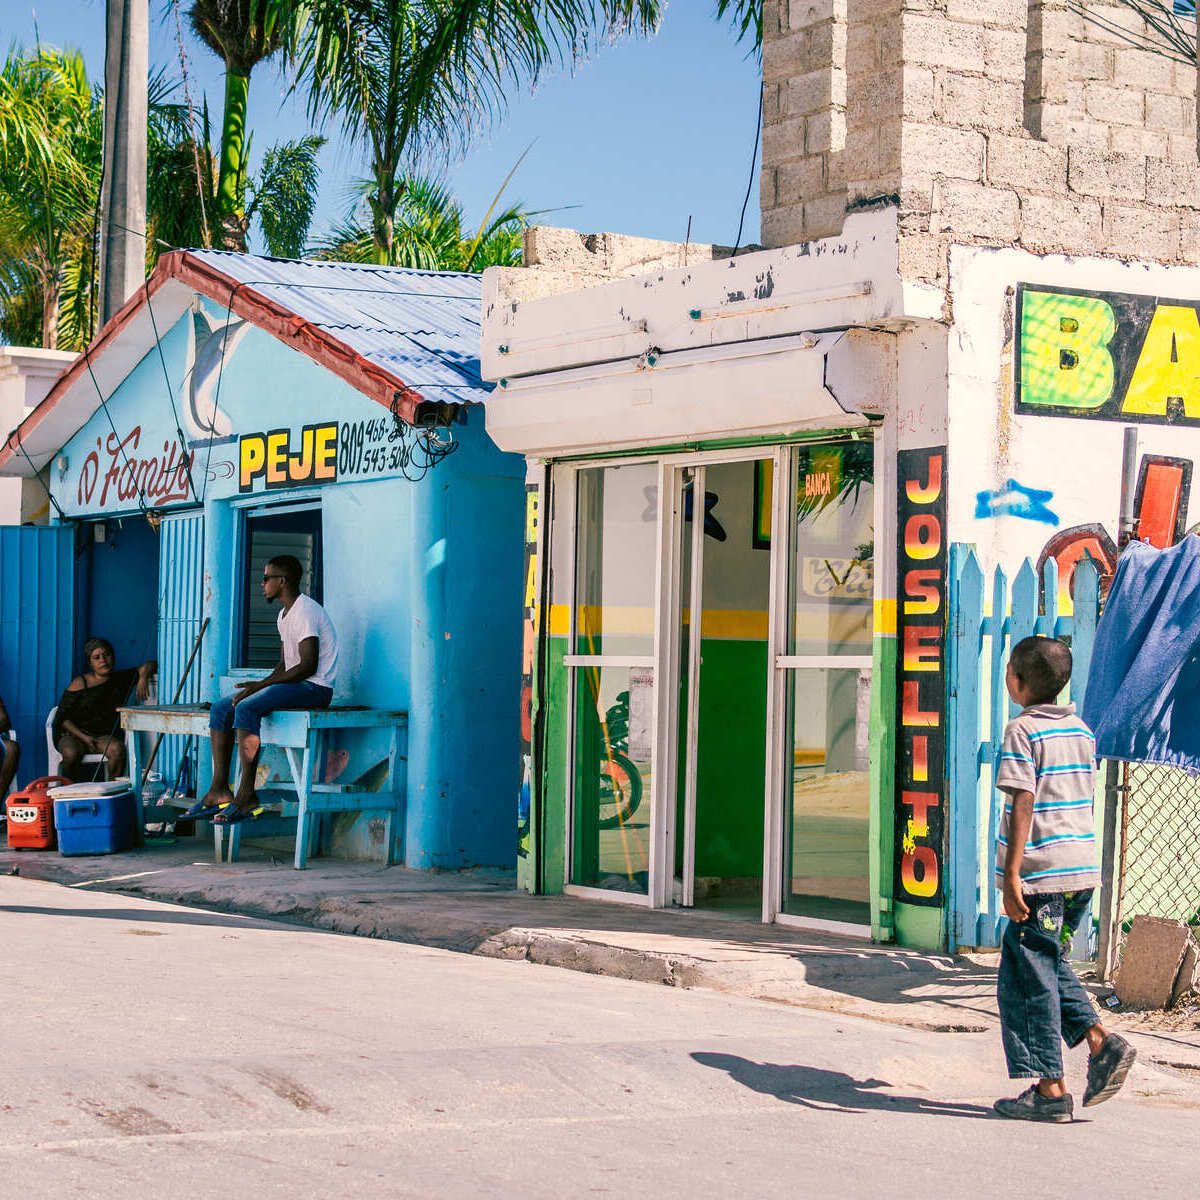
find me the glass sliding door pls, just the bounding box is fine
[568,462,658,896]
[673,458,772,915]
[779,439,874,927]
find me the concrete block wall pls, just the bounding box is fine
[486,226,734,304]
[761,0,1200,281]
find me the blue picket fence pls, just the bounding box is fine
[946,545,1101,950]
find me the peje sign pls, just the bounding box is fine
[238,423,338,493]
[894,446,948,908]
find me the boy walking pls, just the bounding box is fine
[993,635,1136,1122]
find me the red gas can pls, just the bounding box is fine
[6,776,71,850]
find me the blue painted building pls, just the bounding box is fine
[0,251,524,869]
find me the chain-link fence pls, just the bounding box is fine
[1109,761,1200,970]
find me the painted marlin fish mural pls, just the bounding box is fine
[183,304,250,443]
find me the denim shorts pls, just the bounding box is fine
[997,889,1097,1079]
[209,680,333,736]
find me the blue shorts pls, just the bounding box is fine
[209,681,333,736]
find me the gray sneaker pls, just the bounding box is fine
[1084,1034,1137,1107]
[994,1085,1074,1123]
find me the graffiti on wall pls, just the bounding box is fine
[518,483,540,864]
[1017,284,1200,426]
[894,446,948,908]
[974,479,1058,525]
[1036,453,1193,607]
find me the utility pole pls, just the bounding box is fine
[98,0,149,328]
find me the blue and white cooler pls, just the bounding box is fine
[49,780,138,856]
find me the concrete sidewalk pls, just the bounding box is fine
[3,839,1197,1076]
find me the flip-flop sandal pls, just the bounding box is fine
[180,801,230,820]
[213,804,264,825]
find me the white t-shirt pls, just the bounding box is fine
[277,593,338,690]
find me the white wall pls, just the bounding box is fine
[948,244,1200,604]
[0,347,75,524]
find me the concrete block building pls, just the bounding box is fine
[483,1,1200,950]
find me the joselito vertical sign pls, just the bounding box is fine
[894,446,948,907]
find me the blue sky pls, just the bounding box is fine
[10,2,762,250]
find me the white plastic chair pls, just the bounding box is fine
[2,727,16,801]
[46,706,108,780]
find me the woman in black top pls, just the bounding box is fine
[54,638,156,781]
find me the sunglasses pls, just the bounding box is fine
[262,573,284,582]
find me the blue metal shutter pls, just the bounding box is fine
[0,525,76,784]
[156,511,205,790]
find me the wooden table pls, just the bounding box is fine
[118,704,407,869]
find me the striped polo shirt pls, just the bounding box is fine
[994,702,1100,895]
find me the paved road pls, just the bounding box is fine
[0,875,1195,1199]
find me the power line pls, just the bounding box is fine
[2,427,68,522]
[143,282,201,505]
[83,344,151,518]
[200,282,248,503]
[732,84,763,258]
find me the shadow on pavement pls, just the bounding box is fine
[0,903,315,932]
[691,1052,995,1119]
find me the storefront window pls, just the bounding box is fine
[785,667,872,925]
[570,462,658,894]
[788,441,873,657]
[572,663,654,893]
[573,463,658,658]
[782,439,874,926]
[239,505,323,668]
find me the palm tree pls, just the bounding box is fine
[0,47,98,349]
[187,0,291,249]
[0,45,326,350]
[275,0,664,265]
[311,172,526,270]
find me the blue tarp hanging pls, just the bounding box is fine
[1082,537,1200,772]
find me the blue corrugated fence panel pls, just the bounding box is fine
[156,511,205,791]
[0,525,76,784]
[1071,557,1100,715]
[947,545,1102,951]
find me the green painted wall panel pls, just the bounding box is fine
[692,639,767,879]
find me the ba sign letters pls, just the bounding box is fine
[1017,284,1200,425]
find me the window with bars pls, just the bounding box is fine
[238,505,323,669]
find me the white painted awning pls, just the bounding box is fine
[485,332,875,458]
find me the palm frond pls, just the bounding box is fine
[247,133,326,257]
[714,0,763,53]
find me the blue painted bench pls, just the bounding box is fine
[118,704,407,869]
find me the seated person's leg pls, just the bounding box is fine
[199,695,238,808]
[224,683,331,811]
[99,734,126,780]
[55,732,87,783]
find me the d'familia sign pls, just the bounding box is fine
[78,426,194,509]
[894,446,948,909]
[1017,283,1200,425]
[239,424,338,493]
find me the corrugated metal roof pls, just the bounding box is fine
[189,251,492,407]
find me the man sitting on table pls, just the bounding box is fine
[186,555,338,824]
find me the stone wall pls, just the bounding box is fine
[487,226,733,304]
[761,0,1200,282]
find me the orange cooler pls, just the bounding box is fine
[6,776,71,850]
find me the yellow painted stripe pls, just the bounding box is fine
[549,604,570,636]
[874,598,897,636]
